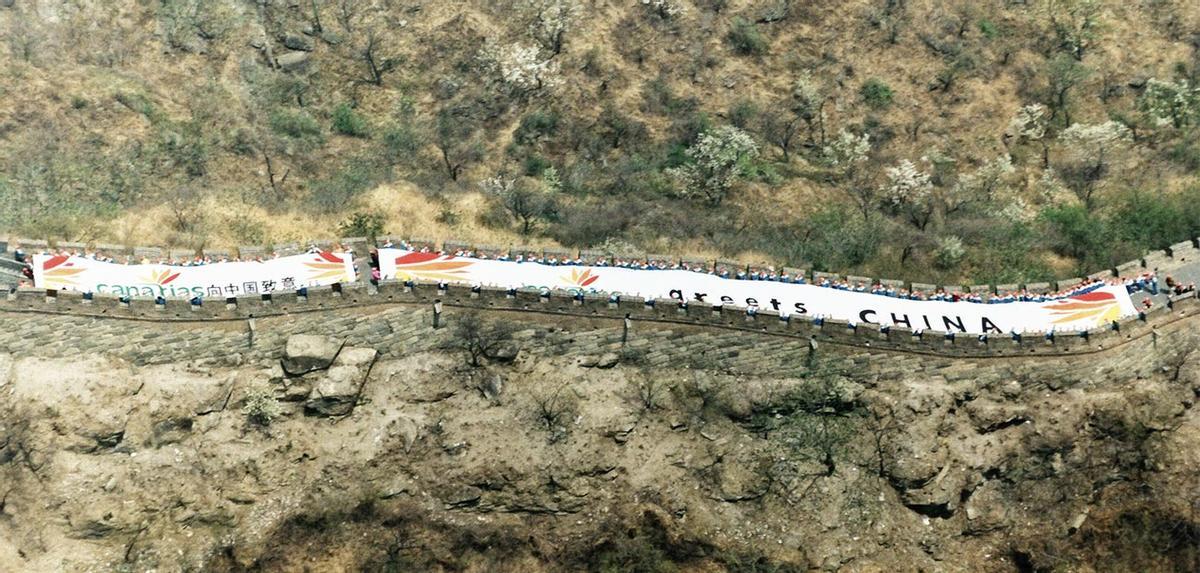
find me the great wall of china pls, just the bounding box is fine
[2,234,1198,359]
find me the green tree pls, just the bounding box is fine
[1045,54,1090,125]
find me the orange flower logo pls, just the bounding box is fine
[392,252,473,281]
[139,268,182,286]
[40,255,86,287]
[561,268,599,287]
[1047,291,1121,325]
[304,251,353,282]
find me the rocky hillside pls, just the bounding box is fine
[1,307,1198,571]
[1,0,1199,282]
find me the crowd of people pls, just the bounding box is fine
[6,240,1196,306]
[385,243,1187,306]
[5,243,347,289]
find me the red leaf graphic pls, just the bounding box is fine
[163,272,180,285]
[395,252,444,265]
[1065,291,1115,303]
[43,255,69,270]
[317,251,344,264]
[582,275,599,287]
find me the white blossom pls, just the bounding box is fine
[481,41,561,92]
[956,155,1015,200]
[992,195,1035,223]
[934,235,965,270]
[669,125,759,205]
[1035,169,1076,206]
[792,71,825,119]
[1007,104,1047,142]
[1059,120,1131,158]
[823,129,870,169]
[480,174,516,198]
[883,159,932,206]
[641,0,687,18]
[1141,78,1200,129]
[522,0,581,54]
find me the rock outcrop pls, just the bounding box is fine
[281,334,343,376]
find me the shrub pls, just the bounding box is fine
[243,384,282,426]
[381,121,425,161]
[514,110,560,145]
[308,159,379,211]
[728,99,759,129]
[934,235,965,269]
[727,17,769,55]
[860,78,894,109]
[332,102,370,138]
[436,207,460,226]
[532,384,578,444]
[668,125,760,206]
[630,375,667,413]
[337,211,386,239]
[270,109,322,140]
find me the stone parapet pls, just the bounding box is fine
[4,282,1195,358]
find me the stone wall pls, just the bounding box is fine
[4,233,1198,294]
[3,234,1198,358]
[2,279,1197,360]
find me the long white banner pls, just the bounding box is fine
[32,251,356,299]
[380,249,1137,334]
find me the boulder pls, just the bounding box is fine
[305,347,377,417]
[966,400,1029,433]
[283,33,313,51]
[276,50,310,71]
[595,352,620,369]
[964,481,1010,534]
[281,335,342,376]
[477,372,504,402]
[386,415,422,453]
[489,342,520,363]
[900,465,966,519]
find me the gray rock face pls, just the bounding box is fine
[305,347,377,417]
[281,335,343,376]
[276,50,310,71]
[595,352,620,369]
[489,342,521,363]
[283,34,313,51]
[964,481,1009,533]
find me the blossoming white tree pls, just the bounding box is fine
[1140,78,1200,129]
[1058,120,1132,209]
[949,154,1015,215]
[824,129,874,219]
[882,159,936,229]
[522,0,582,55]
[481,41,561,96]
[1006,103,1050,166]
[641,0,686,19]
[669,125,759,206]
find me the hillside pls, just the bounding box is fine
[1,0,1198,284]
[1,302,1198,571]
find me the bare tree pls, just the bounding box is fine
[433,107,485,182]
[358,28,401,86]
[532,384,578,443]
[444,312,516,368]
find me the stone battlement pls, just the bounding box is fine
[3,279,1196,358]
[3,234,1198,294]
[3,233,1198,357]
